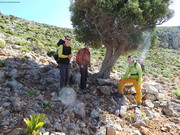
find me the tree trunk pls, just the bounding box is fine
[95,44,122,78]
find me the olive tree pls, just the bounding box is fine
[70,0,173,78]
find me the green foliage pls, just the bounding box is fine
[70,0,173,46]
[162,68,174,78]
[4,28,18,36]
[0,13,76,54]
[21,114,46,135]
[26,27,34,32]
[150,28,160,48]
[0,60,6,67]
[126,113,136,118]
[0,40,5,48]
[14,38,31,46]
[31,41,45,53]
[6,39,14,44]
[42,102,52,110]
[0,23,6,29]
[4,19,10,24]
[172,86,180,99]
[70,0,173,78]
[21,47,31,53]
[45,46,56,53]
[145,48,180,78]
[0,10,179,80]
[116,48,180,79]
[24,90,35,97]
[27,37,37,42]
[0,19,5,23]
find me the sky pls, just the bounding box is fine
[0,0,73,28]
[0,0,179,28]
[160,0,180,26]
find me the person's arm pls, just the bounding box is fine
[88,51,91,66]
[58,45,68,58]
[136,63,143,85]
[121,66,130,80]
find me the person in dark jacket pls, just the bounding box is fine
[76,42,91,90]
[57,36,72,95]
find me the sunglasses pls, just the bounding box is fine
[66,38,71,41]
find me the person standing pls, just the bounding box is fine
[117,55,143,108]
[58,36,72,94]
[76,42,91,90]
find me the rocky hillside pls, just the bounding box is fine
[0,13,180,135]
[157,26,180,49]
[0,38,180,135]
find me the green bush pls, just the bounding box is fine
[24,90,35,97]
[0,60,6,67]
[20,114,46,135]
[4,19,10,24]
[14,38,30,46]
[0,24,6,29]
[21,47,31,53]
[27,37,37,42]
[45,46,56,53]
[5,28,17,35]
[173,87,180,99]
[162,69,174,78]
[31,41,45,53]
[6,39,14,44]
[0,19,5,23]
[42,102,52,110]
[0,40,5,48]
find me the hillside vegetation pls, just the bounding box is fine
[0,13,179,80]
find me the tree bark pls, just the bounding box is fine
[95,44,122,78]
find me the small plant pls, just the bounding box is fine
[0,23,6,29]
[42,102,52,110]
[126,113,136,118]
[21,47,31,53]
[24,90,35,97]
[0,40,5,49]
[21,114,46,135]
[0,60,6,67]
[141,113,146,117]
[148,120,154,125]
[172,86,180,99]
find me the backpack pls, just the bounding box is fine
[57,39,65,46]
[134,59,145,72]
[54,39,65,63]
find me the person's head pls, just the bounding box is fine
[128,55,134,64]
[84,42,90,49]
[65,36,71,45]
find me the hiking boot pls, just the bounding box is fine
[137,103,141,108]
[116,94,124,98]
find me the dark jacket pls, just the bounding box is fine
[58,44,71,65]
